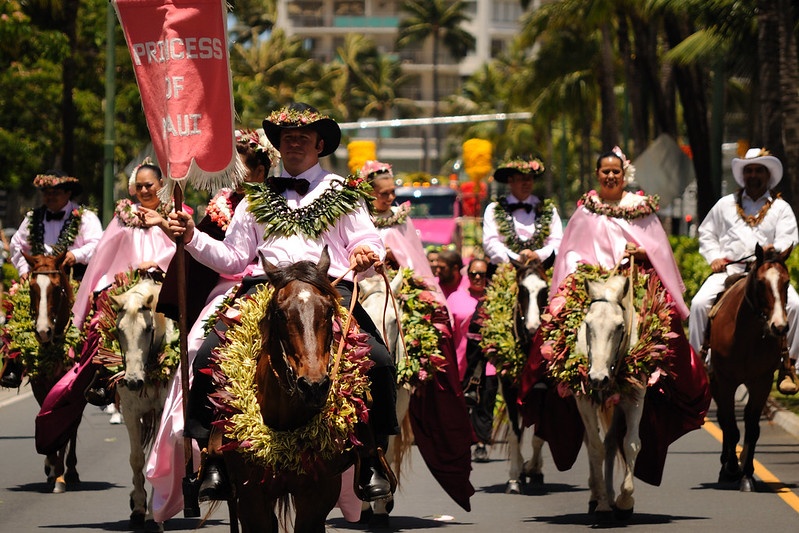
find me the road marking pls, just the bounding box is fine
[0,390,33,409]
[704,418,799,513]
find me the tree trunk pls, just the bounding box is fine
[61,0,79,175]
[778,0,799,209]
[757,0,784,180]
[598,22,619,149]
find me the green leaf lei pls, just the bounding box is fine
[0,280,80,381]
[245,175,374,239]
[210,284,372,475]
[578,191,659,220]
[494,198,555,254]
[27,205,91,256]
[395,268,450,385]
[474,262,528,379]
[88,270,180,385]
[372,202,411,229]
[541,263,676,401]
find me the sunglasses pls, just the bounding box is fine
[468,271,487,279]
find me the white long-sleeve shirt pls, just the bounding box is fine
[698,191,797,272]
[482,194,563,264]
[10,200,103,276]
[186,164,384,282]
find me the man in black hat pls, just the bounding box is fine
[2,171,102,389]
[169,103,397,504]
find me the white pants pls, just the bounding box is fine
[688,272,799,362]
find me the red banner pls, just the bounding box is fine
[113,0,238,190]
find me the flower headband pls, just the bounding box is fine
[498,157,545,175]
[360,160,393,179]
[128,156,157,196]
[611,146,636,184]
[33,174,80,189]
[265,107,328,127]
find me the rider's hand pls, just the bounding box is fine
[137,206,172,236]
[624,242,647,261]
[710,258,730,273]
[519,249,536,263]
[167,211,195,244]
[350,245,380,273]
[63,251,77,267]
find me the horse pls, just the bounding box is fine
[573,274,643,522]
[107,276,174,531]
[219,249,365,532]
[357,269,411,524]
[496,255,552,494]
[21,251,80,493]
[708,243,793,492]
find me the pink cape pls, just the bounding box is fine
[73,215,176,329]
[551,205,689,319]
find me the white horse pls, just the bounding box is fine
[498,258,551,494]
[573,275,644,522]
[357,270,410,526]
[109,278,174,532]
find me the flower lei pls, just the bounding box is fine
[114,198,173,228]
[473,262,528,379]
[735,189,777,227]
[372,202,411,229]
[0,280,80,381]
[27,206,89,256]
[210,284,372,475]
[578,190,659,220]
[541,263,676,401]
[88,270,180,385]
[206,189,235,231]
[245,175,373,239]
[395,269,450,385]
[494,198,554,253]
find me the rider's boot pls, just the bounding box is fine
[197,432,231,502]
[84,367,116,406]
[0,358,23,389]
[777,348,799,396]
[357,433,394,502]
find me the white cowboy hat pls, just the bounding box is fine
[731,148,783,188]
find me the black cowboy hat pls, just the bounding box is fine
[262,102,341,158]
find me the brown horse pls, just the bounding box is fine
[708,243,793,492]
[220,249,359,532]
[22,251,80,493]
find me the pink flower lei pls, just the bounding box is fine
[206,189,234,231]
[577,190,659,220]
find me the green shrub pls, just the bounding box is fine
[668,235,711,306]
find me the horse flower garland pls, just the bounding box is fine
[89,270,180,385]
[0,280,80,380]
[541,263,676,400]
[473,262,527,379]
[395,269,449,385]
[211,284,372,475]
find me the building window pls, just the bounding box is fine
[334,1,365,16]
[492,0,522,23]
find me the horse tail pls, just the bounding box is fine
[391,410,414,486]
[140,409,159,450]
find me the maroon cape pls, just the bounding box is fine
[519,316,710,485]
[408,306,475,511]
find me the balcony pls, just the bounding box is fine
[333,16,399,28]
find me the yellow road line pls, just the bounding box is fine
[703,418,799,513]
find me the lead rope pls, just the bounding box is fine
[330,266,359,382]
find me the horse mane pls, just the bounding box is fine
[265,260,339,303]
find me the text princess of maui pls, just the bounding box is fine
[130,37,225,138]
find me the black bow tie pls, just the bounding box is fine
[45,210,66,221]
[268,177,310,196]
[506,202,533,214]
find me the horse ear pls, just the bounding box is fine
[755,242,764,263]
[22,251,36,268]
[390,269,404,295]
[509,256,524,270]
[258,251,278,274]
[779,244,794,263]
[542,251,556,271]
[109,293,124,310]
[317,245,331,274]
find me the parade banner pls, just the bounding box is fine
[113,0,240,192]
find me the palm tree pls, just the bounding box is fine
[396,0,476,170]
[228,0,277,44]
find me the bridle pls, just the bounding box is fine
[30,267,72,342]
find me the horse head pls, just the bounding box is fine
[23,251,73,345]
[577,275,633,391]
[749,243,794,337]
[258,247,339,420]
[109,278,167,391]
[510,253,554,338]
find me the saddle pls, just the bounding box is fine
[707,274,746,321]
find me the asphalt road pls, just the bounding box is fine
[1,383,798,532]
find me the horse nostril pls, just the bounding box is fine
[297,375,331,406]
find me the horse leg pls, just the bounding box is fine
[602,406,620,511]
[501,379,524,494]
[576,397,611,519]
[524,435,545,486]
[738,379,771,492]
[713,379,742,483]
[50,447,67,493]
[293,475,340,533]
[64,430,80,484]
[121,399,148,528]
[614,387,645,520]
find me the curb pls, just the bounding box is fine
[765,397,799,440]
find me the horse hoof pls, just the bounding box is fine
[64,471,80,484]
[739,476,756,492]
[614,506,634,521]
[505,480,523,494]
[588,500,598,514]
[384,497,394,514]
[594,510,614,524]
[129,511,145,529]
[52,476,66,494]
[718,466,743,484]
[358,506,374,524]
[370,513,390,529]
[527,472,544,486]
[144,519,164,533]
